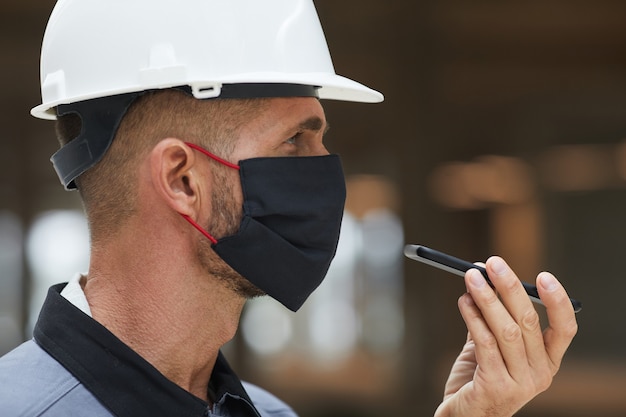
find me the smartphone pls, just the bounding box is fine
[404,244,582,313]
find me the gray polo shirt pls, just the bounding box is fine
[0,283,297,417]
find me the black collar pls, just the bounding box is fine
[34,284,260,417]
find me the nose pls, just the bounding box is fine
[312,142,330,157]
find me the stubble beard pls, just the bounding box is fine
[196,169,266,300]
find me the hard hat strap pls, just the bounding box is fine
[52,91,142,190]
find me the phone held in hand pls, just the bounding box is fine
[404,244,582,313]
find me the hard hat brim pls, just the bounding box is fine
[30,73,383,120]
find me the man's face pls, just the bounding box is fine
[205,96,329,230]
[197,97,330,298]
[205,96,329,233]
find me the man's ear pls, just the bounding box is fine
[149,138,208,217]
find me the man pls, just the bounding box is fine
[0,0,578,416]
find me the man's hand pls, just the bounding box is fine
[434,256,578,417]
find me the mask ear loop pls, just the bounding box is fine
[180,214,218,245]
[180,142,241,245]
[184,142,240,170]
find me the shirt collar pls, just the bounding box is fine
[34,283,260,417]
[60,273,92,316]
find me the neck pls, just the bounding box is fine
[83,233,245,401]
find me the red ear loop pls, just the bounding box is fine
[180,213,218,245]
[180,142,240,245]
[184,142,240,170]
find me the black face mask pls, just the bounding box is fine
[182,143,346,311]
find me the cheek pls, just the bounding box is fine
[298,140,329,157]
[215,168,242,208]
[208,169,244,236]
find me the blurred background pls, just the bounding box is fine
[2,1,626,416]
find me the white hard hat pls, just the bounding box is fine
[31,0,383,120]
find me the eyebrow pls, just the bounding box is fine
[299,116,330,135]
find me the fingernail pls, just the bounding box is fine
[490,257,508,276]
[539,273,559,292]
[469,269,486,288]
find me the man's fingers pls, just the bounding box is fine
[462,269,529,378]
[443,258,578,417]
[457,292,507,377]
[536,272,578,369]
[467,257,578,380]
[484,257,550,373]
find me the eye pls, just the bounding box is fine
[285,133,301,145]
